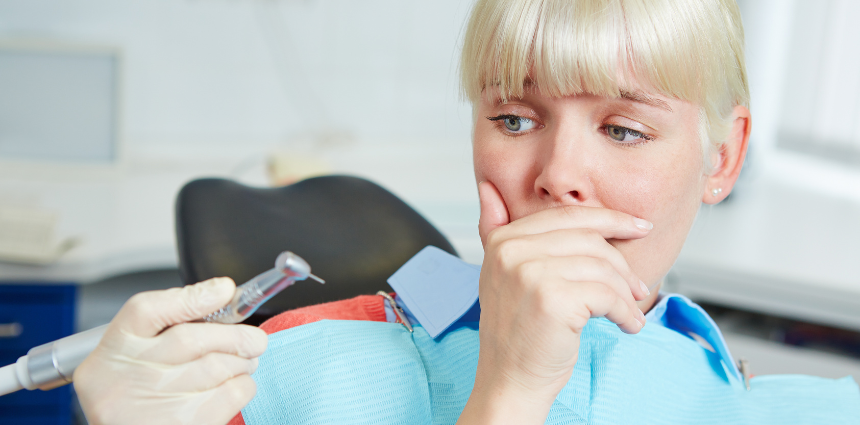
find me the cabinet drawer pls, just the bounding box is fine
[0,284,75,425]
[0,285,75,352]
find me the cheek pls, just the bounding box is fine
[596,123,705,218]
[472,139,503,183]
[597,160,700,221]
[602,143,705,284]
[473,131,536,198]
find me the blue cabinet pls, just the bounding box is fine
[0,284,75,425]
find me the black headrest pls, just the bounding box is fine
[175,175,458,314]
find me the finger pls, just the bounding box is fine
[519,229,649,300]
[536,256,641,309]
[522,257,644,326]
[555,280,644,335]
[500,205,652,242]
[112,277,237,338]
[478,181,511,247]
[580,281,644,334]
[143,323,268,364]
[160,353,259,393]
[193,374,258,425]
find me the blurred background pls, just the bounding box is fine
[0,0,858,423]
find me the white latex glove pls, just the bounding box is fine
[74,277,268,425]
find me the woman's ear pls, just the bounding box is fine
[703,105,751,204]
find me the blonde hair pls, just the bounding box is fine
[460,0,749,165]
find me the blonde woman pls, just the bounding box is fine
[459,0,749,420]
[74,0,859,424]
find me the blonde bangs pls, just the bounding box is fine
[461,0,749,149]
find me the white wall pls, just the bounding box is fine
[0,0,476,149]
[0,0,486,263]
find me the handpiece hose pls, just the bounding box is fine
[0,251,322,396]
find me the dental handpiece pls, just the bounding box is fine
[0,251,323,397]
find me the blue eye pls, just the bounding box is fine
[605,125,652,143]
[487,115,537,133]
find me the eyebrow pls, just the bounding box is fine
[490,81,535,106]
[619,90,673,112]
[487,85,675,112]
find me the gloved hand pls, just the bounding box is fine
[74,277,268,425]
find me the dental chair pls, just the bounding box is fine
[174,175,458,324]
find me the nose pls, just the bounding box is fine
[533,135,592,204]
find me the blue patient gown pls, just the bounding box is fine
[242,247,860,425]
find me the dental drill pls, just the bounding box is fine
[0,251,323,397]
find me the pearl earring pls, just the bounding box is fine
[712,188,722,197]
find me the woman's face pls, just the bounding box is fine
[473,85,707,288]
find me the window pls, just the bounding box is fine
[777,0,860,166]
[0,44,118,163]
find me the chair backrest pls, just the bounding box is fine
[175,175,458,316]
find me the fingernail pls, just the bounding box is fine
[250,357,259,374]
[634,317,643,329]
[639,280,651,296]
[638,308,647,323]
[633,218,653,230]
[200,277,219,288]
[191,278,225,307]
[202,277,231,291]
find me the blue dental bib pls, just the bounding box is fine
[241,318,860,424]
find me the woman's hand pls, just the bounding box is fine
[74,277,268,425]
[458,182,652,425]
